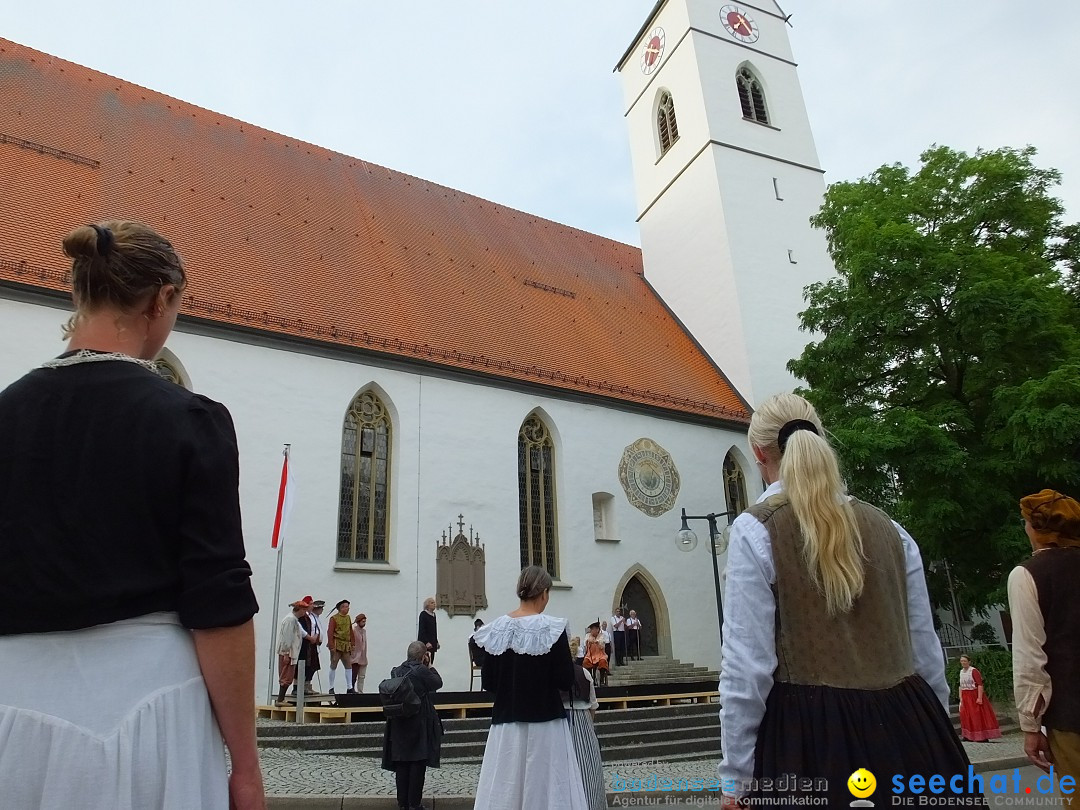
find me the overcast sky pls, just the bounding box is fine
[3,1,1077,247]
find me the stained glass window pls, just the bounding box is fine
[338,390,391,562]
[723,451,748,518]
[518,414,558,578]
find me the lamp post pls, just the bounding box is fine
[677,508,735,642]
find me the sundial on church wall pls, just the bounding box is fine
[618,438,681,517]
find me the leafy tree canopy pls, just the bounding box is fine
[791,145,1080,612]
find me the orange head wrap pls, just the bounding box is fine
[1020,489,1080,549]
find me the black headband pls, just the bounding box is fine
[777,419,819,453]
[90,224,113,257]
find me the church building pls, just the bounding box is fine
[0,0,835,697]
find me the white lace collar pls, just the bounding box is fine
[472,613,567,656]
[40,349,158,372]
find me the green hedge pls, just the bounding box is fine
[945,649,1013,705]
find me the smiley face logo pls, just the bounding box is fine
[848,768,877,799]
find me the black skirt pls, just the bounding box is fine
[752,675,984,808]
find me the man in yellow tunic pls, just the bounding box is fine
[327,599,355,694]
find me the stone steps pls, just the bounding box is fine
[605,655,718,687]
[258,699,722,764]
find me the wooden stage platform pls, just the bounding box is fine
[258,680,719,724]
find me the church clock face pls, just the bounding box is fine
[720,5,760,43]
[618,438,681,517]
[640,26,665,75]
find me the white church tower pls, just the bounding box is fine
[616,1,836,405]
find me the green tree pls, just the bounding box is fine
[791,145,1080,611]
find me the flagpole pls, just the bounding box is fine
[267,444,290,705]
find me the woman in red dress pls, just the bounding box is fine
[958,654,1002,741]
[582,622,609,686]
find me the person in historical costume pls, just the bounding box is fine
[600,620,612,663]
[626,610,643,660]
[610,608,627,666]
[418,596,440,664]
[381,641,444,810]
[469,618,487,669]
[307,599,326,689]
[1009,489,1080,780]
[351,613,369,693]
[582,622,609,686]
[718,393,975,808]
[565,637,606,810]
[276,601,308,705]
[958,654,1002,742]
[0,221,264,809]
[326,599,354,695]
[472,566,588,810]
[296,599,318,695]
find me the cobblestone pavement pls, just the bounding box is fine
[259,733,1030,799]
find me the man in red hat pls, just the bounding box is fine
[296,597,320,695]
[275,599,309,705]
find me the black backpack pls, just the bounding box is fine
[379,672,421,718]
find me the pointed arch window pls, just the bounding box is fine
[337,390,392,562]
[656,91,680,155]
[736,67,769,125]
[518,414,558,577]
[723,451,748,517]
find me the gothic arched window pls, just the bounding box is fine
[518,414,558,577]
[723,451,748,517]
[656,91,680,155]
[337,390,392,562]
[736,66,770,125]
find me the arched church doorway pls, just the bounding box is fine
[619,575,658,657]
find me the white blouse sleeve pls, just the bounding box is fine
[718,511,777,796]
[895,521,950,712]
[1007,565,1051,733]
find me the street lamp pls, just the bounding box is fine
[677,508,735,642]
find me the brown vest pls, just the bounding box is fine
[747,495,913,689]
[1020,547,1080,733]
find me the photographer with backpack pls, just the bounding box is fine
[380,641,444,810]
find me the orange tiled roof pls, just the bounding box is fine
[0,38,748,424]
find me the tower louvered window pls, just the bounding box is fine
[657,91,680,155]
[518,414,558,578]
[736,67,770,125]
[338,390,392,562]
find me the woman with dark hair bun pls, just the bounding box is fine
[0,222,264,809]
[471,565,587,810]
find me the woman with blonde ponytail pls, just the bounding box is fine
[718,393,973,809]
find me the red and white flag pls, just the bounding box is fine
[271,451,295,549]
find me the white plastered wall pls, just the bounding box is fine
[0,294,761,698]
